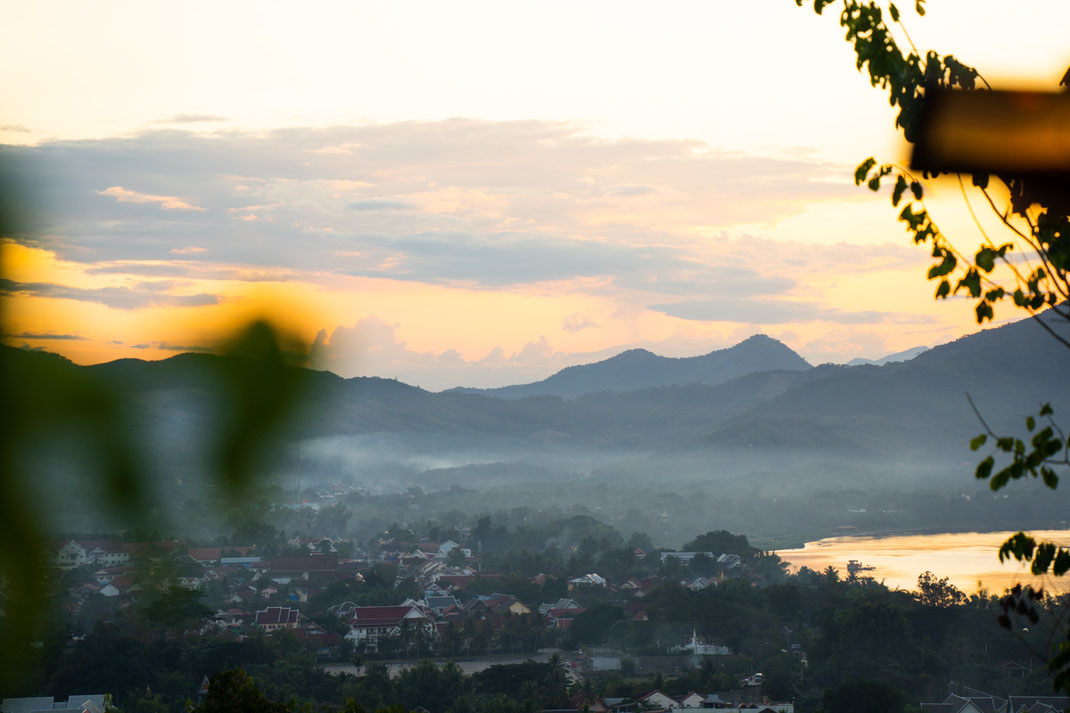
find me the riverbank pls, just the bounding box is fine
[754,519,1070,553]
[774,528,1070,594]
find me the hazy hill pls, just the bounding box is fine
[846,345,929,366]
[448,333,811,399]
[704,315,1070,453]
[8,313,1068,466]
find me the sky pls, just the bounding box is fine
[1,1,1068,390]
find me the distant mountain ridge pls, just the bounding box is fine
[448,334,812,399]
[7,312,1068,465]
[847,345,929,366]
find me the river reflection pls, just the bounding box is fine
[776,529,1070,595]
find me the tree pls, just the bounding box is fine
[199,668,289,713]
[796,0,1070,690]
[915,571,966,608]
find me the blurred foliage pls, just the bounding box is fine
[0,169,311,694]
[797,0,1070,692]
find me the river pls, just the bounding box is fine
[775,529,1070,594]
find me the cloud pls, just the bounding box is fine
[97,186,205,211]
[0,278,219,310]
[3,121,855,301]
[3,331,87,340]
[155,114,227,124]
[130,341,213,352]
[85,262,194,277]
[647,297,937,326]
[311,316,615,390]
[562,313,597,332]
[1,124,32,133]
[348,199,416,211]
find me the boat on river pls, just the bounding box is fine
[846,559,876,576]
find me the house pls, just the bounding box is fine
[213,609,251,628]
[481,593,531,615]
[996,659,1029,679]
[717,553,743,569]
[254,606,301,631]
[345,605,433,651]
[686,577,712,591]
[1007,696,1070,713]
[569,573,607,588]
[99,576,137,597]
[567,693,611,712]
[539,598,584,615]
[93,565,135,586]
[188,546,254,564]
[438,540,461,557]
[267,555,339,583]
[293,620,342,656]
[676,692,705,708]
[1,695,109,713]
[55,540,129,569]
[425,595,461,616]
[637,690,679,710]
[546,607,587,629]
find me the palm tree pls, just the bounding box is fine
[573,676,598,711]
[697,657,718,691]
[544,653,569,706]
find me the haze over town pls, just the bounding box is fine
[4,3,1070,713]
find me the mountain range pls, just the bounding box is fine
[8,312,1070,465]
[448,333,811,399]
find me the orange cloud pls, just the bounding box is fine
[97,186,205,211]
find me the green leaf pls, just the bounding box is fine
[975,456,994,480]
[999,532,1035,563]
[955,270,981,297]
[976,247,996,272]
[910,180,923,199]
[928,254,956,279]
[1053,549,1070,576]
[1032,542,1056,575]
[855,158,876,185]
[889,3,899,21]
[935,279,950,298]
[891,175,908,206]
[975,301,994,322]
[969,434,987,451]
[915,0,926,16]
[1026,416,1036,431]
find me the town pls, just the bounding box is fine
[4,502,1064,713]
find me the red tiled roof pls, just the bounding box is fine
[269,555,338,572]
[106,575,136,591]
[72,539,124,553]
[120,540,181,558]
[189,546,254,561]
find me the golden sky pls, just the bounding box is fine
[1,1,1068,389]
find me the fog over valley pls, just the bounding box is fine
[17,312,1069,549]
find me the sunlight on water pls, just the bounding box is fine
[776,530,1070,595]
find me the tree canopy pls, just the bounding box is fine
[796,0,1070,692]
